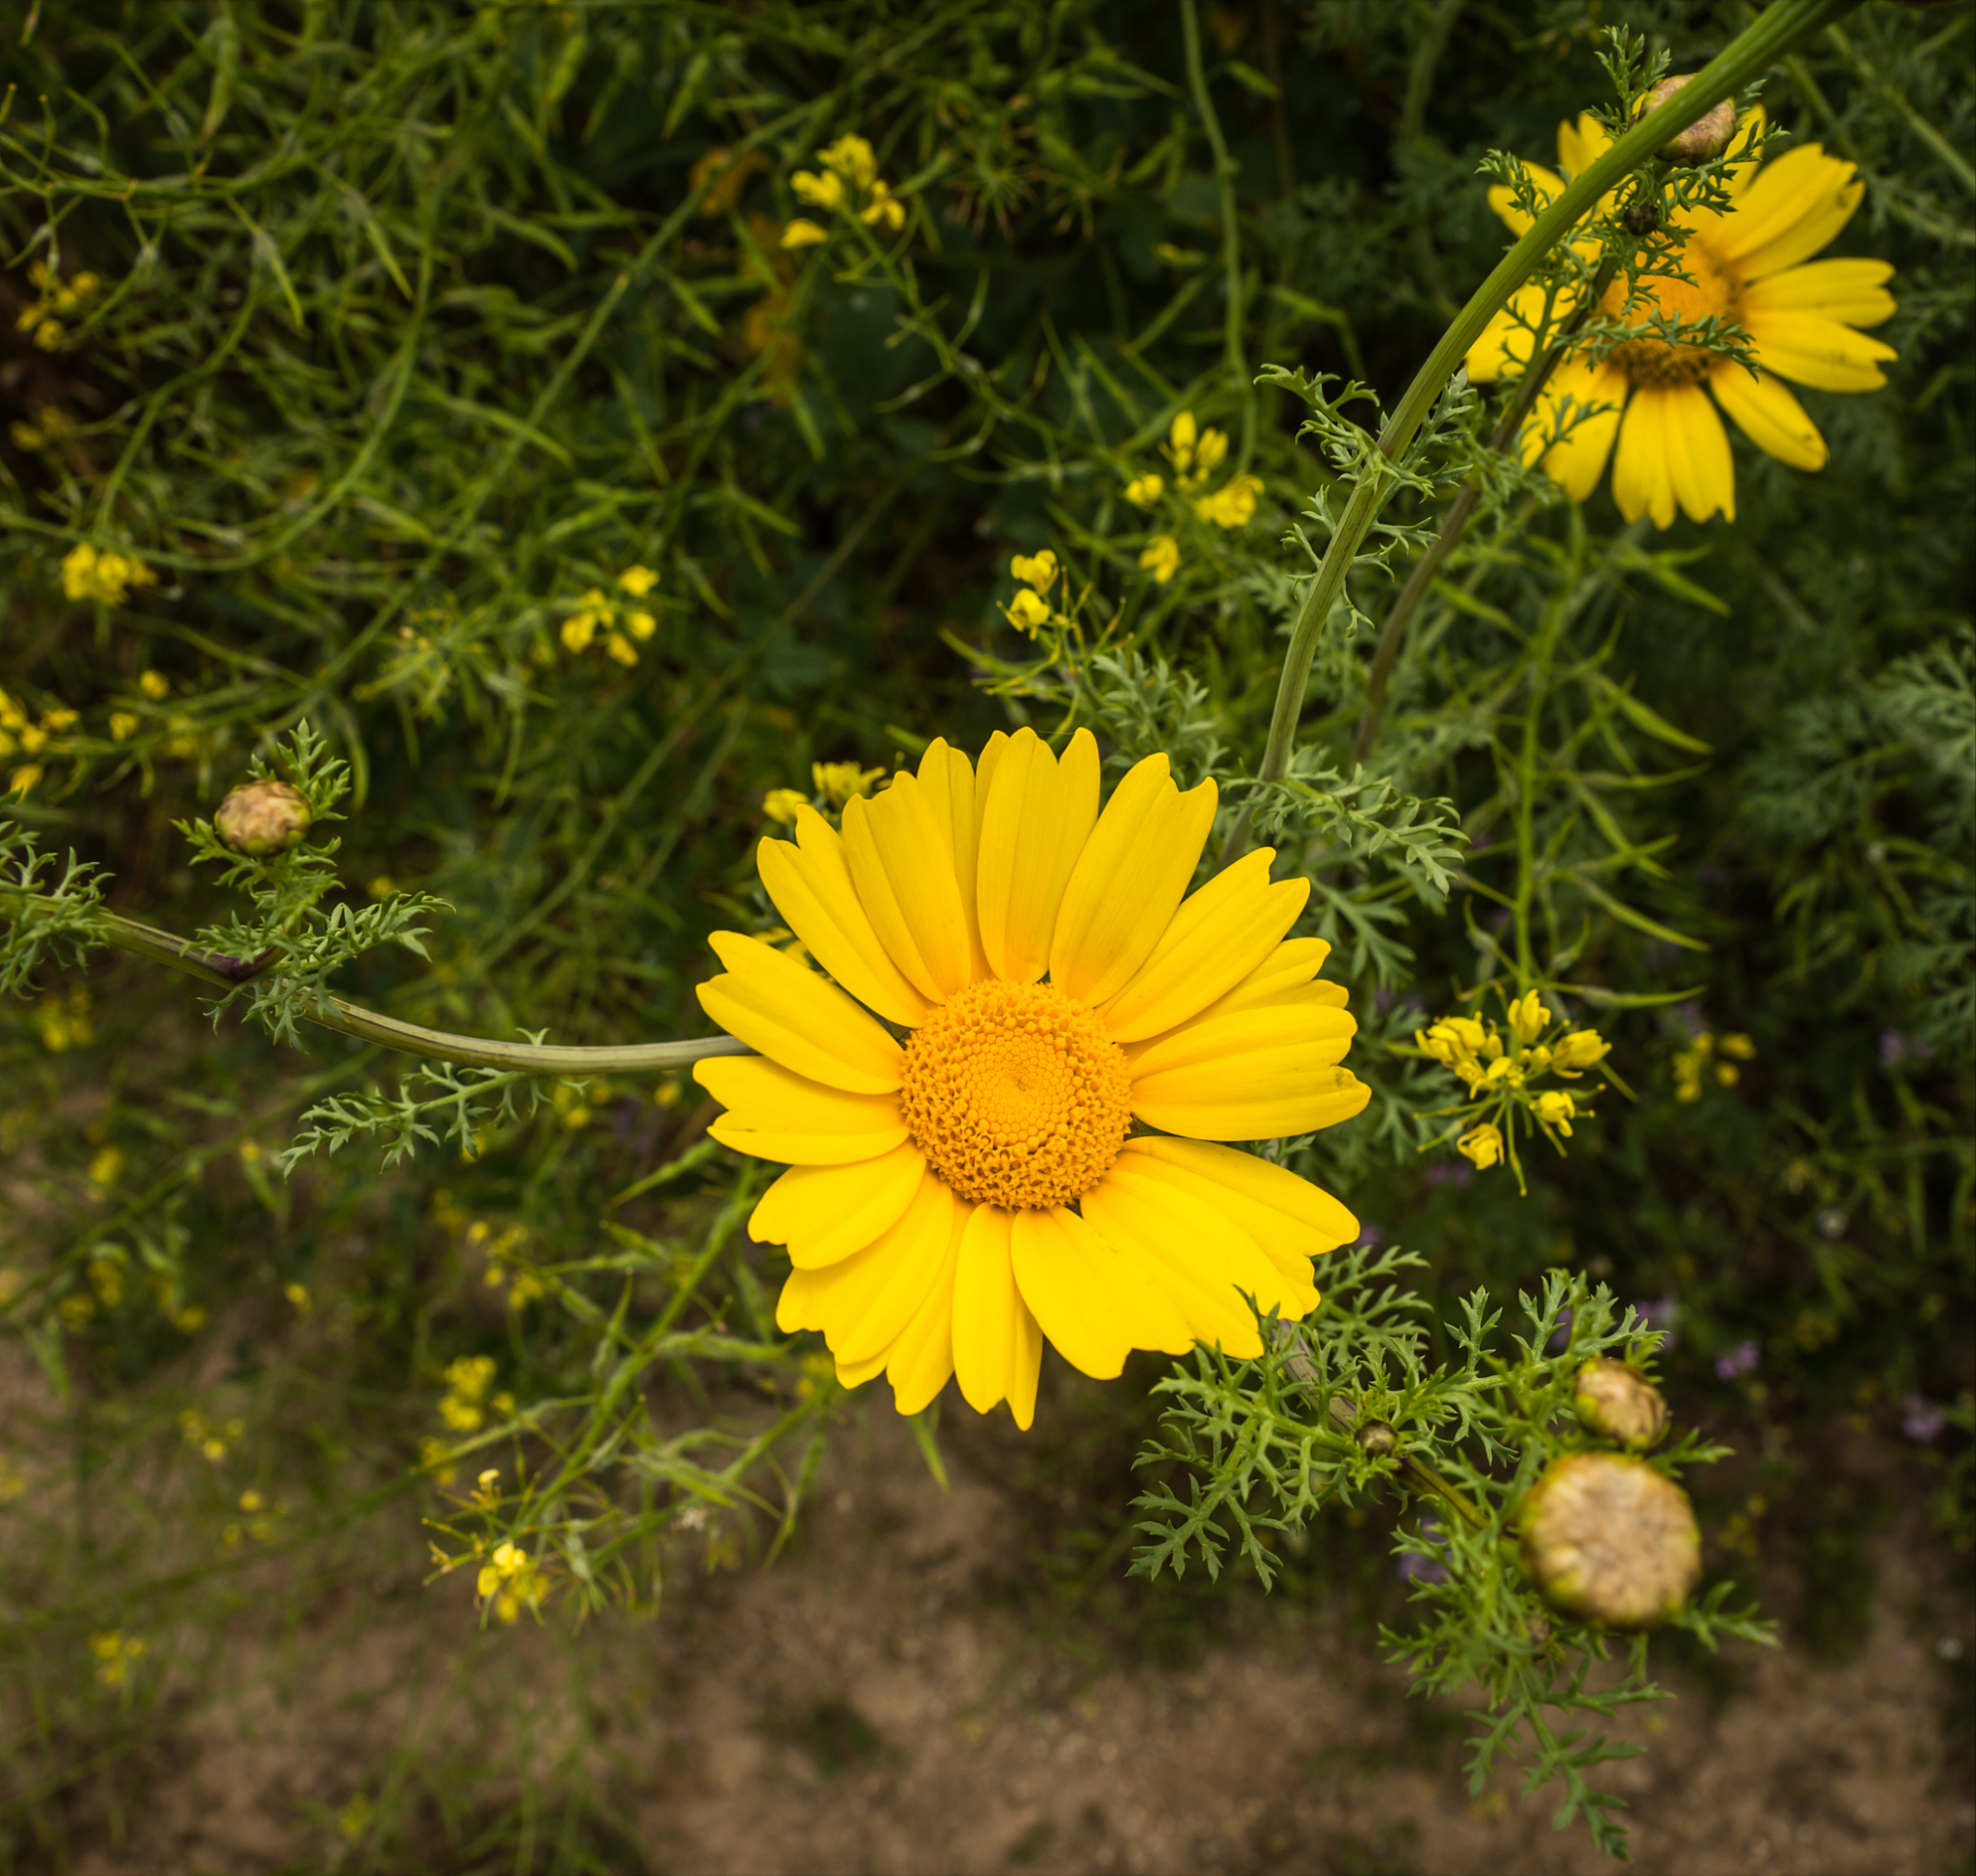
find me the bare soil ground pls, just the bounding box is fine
[60,1395,1976,1876]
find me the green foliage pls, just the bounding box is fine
[0,0,1969,1865]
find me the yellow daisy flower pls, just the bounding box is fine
[1469,111,1896,528]
[692,729,1369,1428]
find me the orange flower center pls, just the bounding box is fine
[899,979,1132,1211]
[1598,237,1742,387]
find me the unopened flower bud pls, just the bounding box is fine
[1521,1453,1701,1629]
[1355,1421,1397,1457]
[214,779,310,856]
[1637,76,1736,166]
[1573,1358,1669,1450]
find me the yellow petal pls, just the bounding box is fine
[748,1139,927,1269]
[1153,936,1342,1030]
[698,931,904,1093]
[1466,283,1552,384]
[1741,257,1895,328]
[1097,849,1309,1043]
[1009,1207,1191,1380]
[1118,1137,1357,1280]
[842,772,973,1000]
[951,1203,1042,1427]
[1610,386,1678,530]
[1714,144,1863,280]
[1742,309,1896,392]
[757,808,929,1029]
[776,1171,958,1364]
[694,1055,908,1164]
[1530,354,1627,502]
[835,1349,890,1387]
[975,727,1099,984]
[1079,1164,1297,1355]
[1129,1001,1366,1141]
[915,738,988,980]
[885,1204,964,1414]
[1556,111,1613,182]
[1486,160,1564,236]
[1711,366,1827,471]
[1659,384,1735,524]
[1049,755,1218,1004]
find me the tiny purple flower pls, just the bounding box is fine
[1715,1339,1760,1381]
[1902,1395,1948,1443]
[1358,1224,1385,1250]
[1880,1030,1935,1068]
[1632,1296,1679,1351]
[1423,1160,1474,1188]
[1398,1517,1449,1586]
[1546,1306,1574,1354]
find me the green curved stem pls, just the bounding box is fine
[1249,0,1865,801]
[12,896,751,1074]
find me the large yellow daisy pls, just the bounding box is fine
[1468,111,1896,528]
[691,728,1369,1428]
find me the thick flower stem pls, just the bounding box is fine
[1182,0,1255,469]
[1351,255,1621,765]
[10,894,750,1075]
[1240,0,1864,833]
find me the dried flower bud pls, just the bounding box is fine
[1355,1420,1398,1457]
[1521,1453,1701,1629]
[1573,1357,1670,1450]
[214,779,310,856]
[1637,76,1736,166]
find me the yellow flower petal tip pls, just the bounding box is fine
[1469,114,1894,528]
[692,732,1366,1427]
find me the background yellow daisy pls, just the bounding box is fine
[1469,110,1896,527]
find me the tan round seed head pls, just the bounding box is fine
[1638,76,1737,166]
[1573,1357,1670,1450]
[1521,1452,1701,1629]
[214,779,311,856]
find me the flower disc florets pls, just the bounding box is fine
[898,978,1131,1210]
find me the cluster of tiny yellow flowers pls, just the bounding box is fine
[10,404,75,451]
[1673,1029,1755,1102]
[62,543,157,605]
[782,134,907,248]
[89,1630,147,1690]
[468,1219,548,1308]
[35,985,93,1052]
[180,1408,247,1462]
[225,1488,280,1548]
[1118,414,1265,582]
[762,760,886,824]
[561,565,659,664]
[475,1535,550,1623]
[437,1354,514,1434]
[1,686,81,799]
[16,260,101,350]
[1416,990,1611,1180]
[1002,548,1069,637]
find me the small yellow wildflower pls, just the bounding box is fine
[861,180,906,231]
[1006,587,1053,633]
[605,632,638,667]
[792,169,846,212]
[812,761,885,806]
[285,1281,311,1311]
[476,1535,548,1623]
[64,545,157,606]
[1458,1122,1505,1169]
[1123,473,1164,508]
[1552,1030,1609,1074]
[781,219,829,249]
[1163,412,1232,483]
[1673,1030,1752,1102]
[87,1145,123,1189]
[689,147,767,217]
[1194,474,1263,529]
[1508,990,1551,1046]
[89,1630,148,1690]
[137,669,170,700]
[438,1354,498,1433]
[1534,1091,1576,1135]
[8,766,43,799]
[41,707,78,733]
[617,564,658,597]
[1139,535,1182,584]
[819,134,879,189]
[763,787,808,826]
[1010,549,1059,594]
